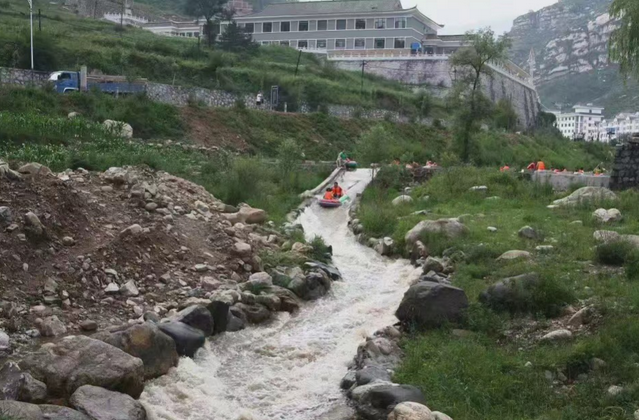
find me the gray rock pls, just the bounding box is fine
[264,286,301,313]
[18,373,47,404]
[469,185,488,192]
[487,226,498,232]
[405,218,468,245]
[287,271,331,301]
[552,187,617,207]
[350,382,427,420]
[144,202,157,212]
[518,225,540,240]
[233,303,271,324]
[247,272,273,288]
[422,257,444,274]
[0,206,13,225]
[374,237,394,256]
[18,162,52,178]
[79,320,98,332]
[0,330,10,354]
[593,208,623,223]
[40,405,91,420]
[170,305,214,336]
[607,385,623,396]
[233,242,252,256]
[540,329,573,343]
[62,236,75,246]
[567,307,594,327]
[24,212,45,237]
[355,365,391,386]
[70,385,146,420]
[0,401,43,420]
[156,321,205,358]
[387,402,433,420]
[237,205,266,224]
[207,300,230,334]
[304,262,341,281]
[395,281,468,329]
[496,250,531,261]
[479,273,540,310]
[392,195,413,206]
[225,311,245,332]
[120,224,142,237]
[0,361,24,400]
[104,283,120,294]
[93,322,178,380]
[19,335,144,399]
[36,315,67,337]
[535,245,554,253]
[340,371,357,390]
[119,280,139,297]
[431,411,454,420]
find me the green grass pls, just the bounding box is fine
[0,0,428,114]
[358,166,638,419]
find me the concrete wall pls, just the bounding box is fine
[334,58,540,128]
[610,139,639,190]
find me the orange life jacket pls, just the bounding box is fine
[536,161,546,170]
[323,191,334,200]
[332,186,343,197]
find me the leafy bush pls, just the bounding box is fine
[309,235,332,263]
[594,241,636,266]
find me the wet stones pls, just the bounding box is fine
[157,322,205,358]
[70,385,146,420]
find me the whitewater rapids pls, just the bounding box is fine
[140,169,420,420]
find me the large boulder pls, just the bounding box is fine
[70,385,146,420]
[375,237,395,256]
[593,208,623,223]
[232,303,271,324]
[479,273,540,311]
[351,382,427,420]
[103,120,133,139]
[18,373,47,404]
[405,218,468,246]
[39,405,91,420]
[207,300,230,334]
[93,322,178,380]
[157,322,205,358]
[18,163,52,178]
[0,361,24,400]
[264,286,301,313]
[0,401,43,420]
[395,281,468,329]
[304,262,341,281]
[387,402,433,420]
[35,315,67,337]
[237,205,266,224]
[593,230,639,247]
[170,305,214,336]
[552,187,617,207]
[392,195,413,206]
[355,366,391,386]
[287,271,331,301]
[19,335,144,399]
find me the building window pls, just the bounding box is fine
[281,21,290,32]
[317,20,327,30]
[261,41,270,45]
[374,18,386,29]
[355,19,366,29]
[394,38,405,48]
[335,38,346,49]
[298,40,308,48]
[317,39,327,48]
[299,21,308,31]
[374,38,385,49]
[244,23,254,33]
[336,19,346,30]
[355,38,365,48]
[394,18,407,28]
[263,22,272,32]
[280,40,289,46]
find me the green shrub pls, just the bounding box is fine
[309,235,332,263]
[594,241,636,266]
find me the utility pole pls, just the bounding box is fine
[27,0,33,70]
[294,50,302,77]
[38,9,41,31]
[360,60,366,95]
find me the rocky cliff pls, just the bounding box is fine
[508,0,638,116]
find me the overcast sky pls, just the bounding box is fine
[402,0,558,34]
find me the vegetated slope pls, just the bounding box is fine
[508,0,638,115]
[0,0,425,114]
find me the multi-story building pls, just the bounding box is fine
[599,112,640,140]
[233,0,450,54]
[553,104,605,142]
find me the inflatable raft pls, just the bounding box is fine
[318,199,341,208]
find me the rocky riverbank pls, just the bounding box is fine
[0,161,342,419]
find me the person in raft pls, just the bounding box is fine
[323,188,334,200]
[536,160,546,171]
[332,182,344,198]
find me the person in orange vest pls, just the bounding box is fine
[576,167,584,174]
[323,188,334,200]
[332,182,343,198]
[500,164,510,172]
[526,162,536,170]
[536,160,546,171]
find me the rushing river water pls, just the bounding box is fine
[140,169,420,420]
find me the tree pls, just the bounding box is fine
[608,0,639,78]
[183,0,228,47]
[217,21,258,53]
[450,28,511,162]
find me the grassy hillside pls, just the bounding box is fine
[0,0,426,115]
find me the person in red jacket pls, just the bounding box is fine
[332,182,343,198]
[526,161,536,170]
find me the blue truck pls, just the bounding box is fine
[48,71,146,94]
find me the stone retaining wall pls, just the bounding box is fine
[0,67,424,125]
[531,170,610,191]
[610,139,639,190]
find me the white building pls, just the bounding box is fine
[143,19,205,38]
[553,104,605,142]
[599,112,639,141]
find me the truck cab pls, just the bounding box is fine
[48,71,79,93]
